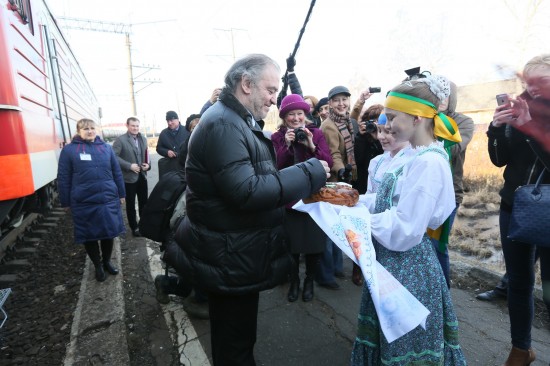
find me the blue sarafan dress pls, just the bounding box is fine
[351,145,466,365]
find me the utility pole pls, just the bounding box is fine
[125,33,136,115]
[213,28,247,61]
[58,17,163,116]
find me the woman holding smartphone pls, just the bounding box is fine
[489,54,550,365]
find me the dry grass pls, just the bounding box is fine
[452,126,542,285]
[451,125,504,261]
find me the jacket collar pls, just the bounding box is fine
[219,87,265,130]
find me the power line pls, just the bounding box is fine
[57,17,166,115]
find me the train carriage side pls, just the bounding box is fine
[0,0,100,235]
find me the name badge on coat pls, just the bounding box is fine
[80,153,92,161]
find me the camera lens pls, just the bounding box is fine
[365,121,377,133]
[294,128,307,141]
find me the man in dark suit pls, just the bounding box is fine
[113,117,150,237]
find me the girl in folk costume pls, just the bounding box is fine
[351,77,467,365]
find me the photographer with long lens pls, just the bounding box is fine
[271,94,333,303]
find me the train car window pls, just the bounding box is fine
[8,0,33,33]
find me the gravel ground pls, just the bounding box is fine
[0,210,85,366]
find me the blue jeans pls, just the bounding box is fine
[500,207,550,350]
[431,205,459,288]
[315,237,343,285]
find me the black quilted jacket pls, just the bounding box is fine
[175,88,327,295]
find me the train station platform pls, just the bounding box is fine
[64,234,550,366]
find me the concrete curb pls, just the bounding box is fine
[64,238,130,366]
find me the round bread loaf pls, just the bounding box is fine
[303,184,359,207]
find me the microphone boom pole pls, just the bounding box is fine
[281,0,316,93]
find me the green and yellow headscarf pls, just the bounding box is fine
[385,91,462,149]
[385,91,462,253]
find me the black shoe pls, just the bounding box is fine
[302,277,314,302]
[334,271,345,279]
[154,275,170,304]
[476,289,507,301]
[103,261,119,275]
[318,281,340,290]
[287,279,300,302]
[94,263,106,282]
[132,229,142,237]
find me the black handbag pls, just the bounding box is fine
[508,168,550,247]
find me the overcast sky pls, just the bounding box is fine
[46,0,550,131]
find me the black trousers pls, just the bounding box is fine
[125,174,148,230]
[209,291,259,366]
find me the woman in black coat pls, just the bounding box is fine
[489,53,550,365]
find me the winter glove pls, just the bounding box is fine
[286,54,296,72]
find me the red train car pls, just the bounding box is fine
[0,0,100,235]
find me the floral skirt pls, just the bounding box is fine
[350,236,467,365]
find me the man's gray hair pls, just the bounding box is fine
[224,54,280,93]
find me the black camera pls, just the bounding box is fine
[294,128,307,142]
[369,87,381,93]
[365,119,377,134]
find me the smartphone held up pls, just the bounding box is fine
[496,93,514,123]
[496,93,510,107]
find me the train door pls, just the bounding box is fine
[42,25,70,147]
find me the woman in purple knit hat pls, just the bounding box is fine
[271,94,333,302]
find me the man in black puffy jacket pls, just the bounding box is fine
[175,54,329,365]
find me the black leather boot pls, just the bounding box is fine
[84,241,106,282]
[302,276,314,302]
[101,239,119,275]
[288,254,300,302]
[94,263,106,282]
[288,277,300,302]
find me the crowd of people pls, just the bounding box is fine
[55,53,550,365]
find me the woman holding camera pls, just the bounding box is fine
[271,94,333,302]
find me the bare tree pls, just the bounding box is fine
[501,0,549,69]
